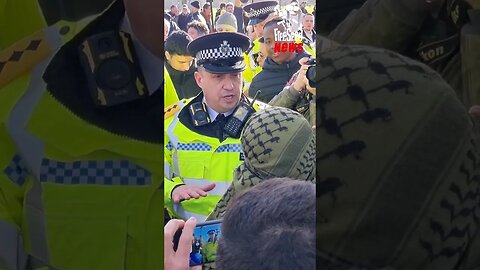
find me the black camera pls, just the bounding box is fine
[189,102,211,127]
[306,58,316,88]
[78,31,147,106]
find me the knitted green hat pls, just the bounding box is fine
[316,45,480,269]
[208,106,315,220]
[215,12,238,32]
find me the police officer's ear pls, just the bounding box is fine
[165,51,172,61]
[194,69,204,87]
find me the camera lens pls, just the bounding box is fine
[95,58,132,90]
[195,111,208,121]
[306,65,316,88]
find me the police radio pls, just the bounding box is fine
[78,30,147,106]
[223,91,261,137]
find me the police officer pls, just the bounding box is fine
[164,32,264,222]
[202,229,218,265]
[242,0,279,87]
[0,0,164,269]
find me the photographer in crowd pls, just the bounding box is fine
[269,57,316,127]
[249,18,311,102]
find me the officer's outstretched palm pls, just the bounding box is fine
[172,183,216,203]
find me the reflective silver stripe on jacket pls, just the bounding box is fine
[0,220,27,270]
[166,100,185,177]
[182,178,231,196]
[6,57,51,264]
[172,207,209,223]
[4,26,65,265]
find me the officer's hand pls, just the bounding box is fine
[164,218,196,270]
[172,183,216,203]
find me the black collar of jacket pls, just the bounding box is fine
[178,93,240,142]
[42,0,163,144]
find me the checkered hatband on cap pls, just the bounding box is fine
[248,5,276,18]
[196,40,243,61]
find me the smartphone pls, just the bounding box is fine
[172,220,222,266]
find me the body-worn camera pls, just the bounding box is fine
[189,102,211,126]
[78,31,147,106]
[306,58,316,88]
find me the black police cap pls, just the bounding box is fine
[207,230,215,234]
[188,32,251,74]
[243,0,278,26]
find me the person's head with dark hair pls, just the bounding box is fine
[170,4,178,16]
[202,2,212,17]
[165,30,194,72]
[203,2,211,11]
[226,2,234,13]
[219,2,226,9]
[187,20,210,40]
[216,178,316,270]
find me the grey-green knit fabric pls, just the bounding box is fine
[208,107,316,220]
[316,45,480,269]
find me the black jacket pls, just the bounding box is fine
[165,62,202,100]
[248,50,311,103]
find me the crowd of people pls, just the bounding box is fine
[0,0,479,269]
[163,1,317,269]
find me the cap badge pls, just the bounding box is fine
[219,40,231,57]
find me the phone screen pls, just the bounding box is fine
[172,220,223,266]
[190,220,222,266]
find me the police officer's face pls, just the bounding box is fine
[302,15,314,31]
[194,68,242,113]
[253,21,267,39]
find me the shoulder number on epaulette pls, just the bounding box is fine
[164,103,181,119]
[0,29,53,89]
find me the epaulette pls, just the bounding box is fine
[0,29,55,89]
[252,99,269,111]
[164,102,182,119]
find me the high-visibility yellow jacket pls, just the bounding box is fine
[0,1,164,269]
[164,99,243,222]
[164,66,180,108]
[164,95,266,221]
[243,39,262,91]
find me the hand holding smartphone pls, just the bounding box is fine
[164,217,197,270]
[172,220,223,267]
